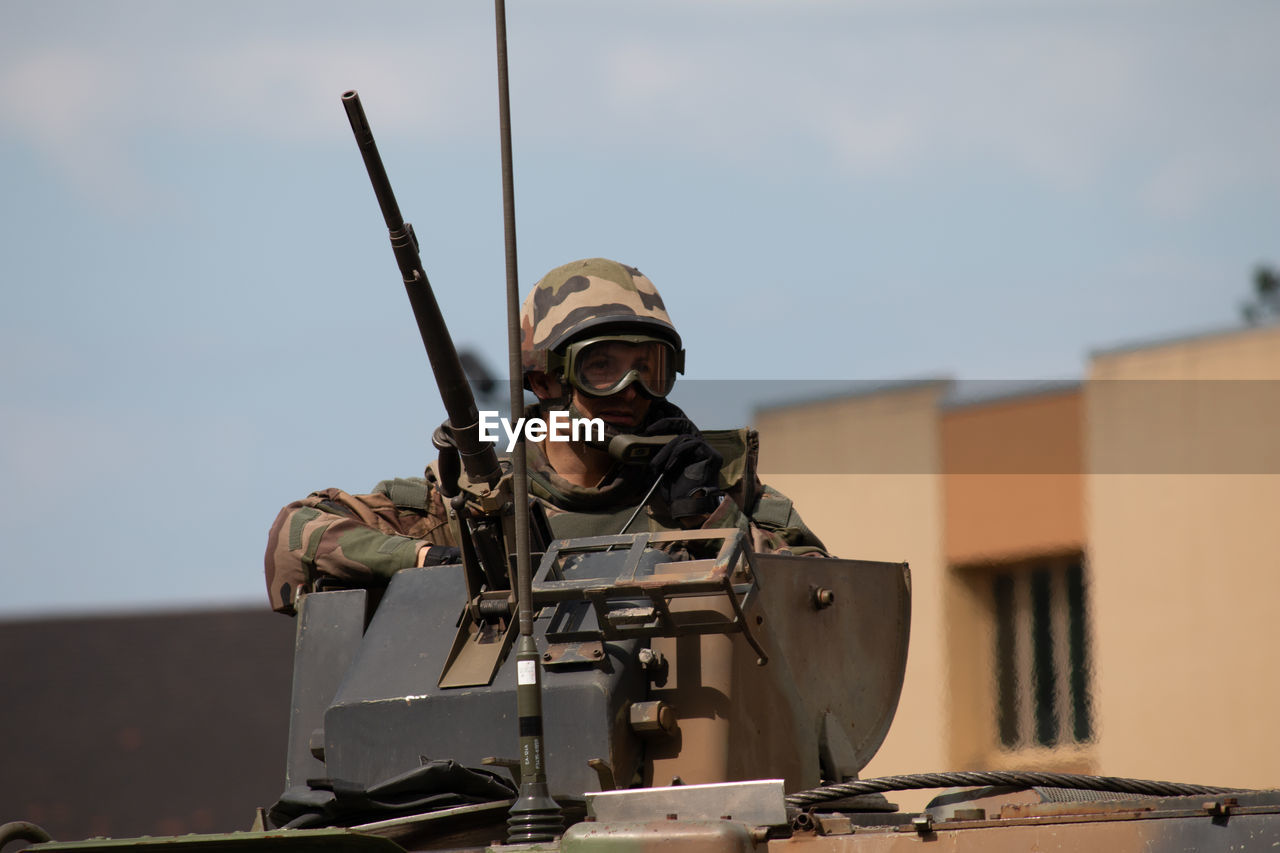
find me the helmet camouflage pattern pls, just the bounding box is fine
[520,258,682,379]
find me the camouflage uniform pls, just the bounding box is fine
[523,402,824,554]
[264,259,826,615]
[263,478,454,614]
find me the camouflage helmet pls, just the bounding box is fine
[520,258,682,381]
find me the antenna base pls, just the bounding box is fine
[506,781,564,844]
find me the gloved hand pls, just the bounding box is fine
[417,544,462,568]
[643,418,724,522]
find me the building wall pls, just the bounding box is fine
[939,388,1088,771]
[941,389,1085,566]
[0,607,295,841]
[1086,324,1280,788]
[753,323,1280,793]
[755,382,949,791]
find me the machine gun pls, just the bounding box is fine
[341,90,549,689]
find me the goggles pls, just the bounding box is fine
[549,335,685,398]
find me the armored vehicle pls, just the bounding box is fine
[4,5,1275,851]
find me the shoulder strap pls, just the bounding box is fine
[703,428,761,513]
[752,486,795,529]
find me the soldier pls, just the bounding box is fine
[264,258,825,615]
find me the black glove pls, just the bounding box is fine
[644,418,724,522]
[419,545,462,567]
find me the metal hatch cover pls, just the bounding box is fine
[743,555,911,774]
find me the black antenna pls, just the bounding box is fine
[495,0,563,843]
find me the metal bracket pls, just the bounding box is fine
[438,590,517,689]
[542,639,605,667]
[531,528,768,664]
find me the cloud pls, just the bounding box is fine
[3,48,128,140]
[506,3,1279,207]
[0,12,494,209]
[0,48,155,210]
[2,2,1277,215]
[0,407,146,512]
[172,37,492,142]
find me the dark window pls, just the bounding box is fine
[992,554,1092,749]
[994,574,1019,748]
[1066,559,1093,742]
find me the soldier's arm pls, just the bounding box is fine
[698,428,829,556]
[263,478,457,614]
[744,484,829,556]
[698,483,829,557]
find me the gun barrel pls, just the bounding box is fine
[341,91,406,237]
[342,90,501,487]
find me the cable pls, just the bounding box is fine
[785,771,1246,809]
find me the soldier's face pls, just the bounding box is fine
[528,370,651,431]
[571,383,651,430]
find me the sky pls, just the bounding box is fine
[2,0,1277,616]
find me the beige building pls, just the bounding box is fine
[754,323,1280,793]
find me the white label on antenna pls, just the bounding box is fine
[517,659,538,685]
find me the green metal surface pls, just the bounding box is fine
[28,828,406,853]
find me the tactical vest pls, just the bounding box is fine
[533,428,784,540]
[394,428,812,549]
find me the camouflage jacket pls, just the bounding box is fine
[264,429,826,615]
